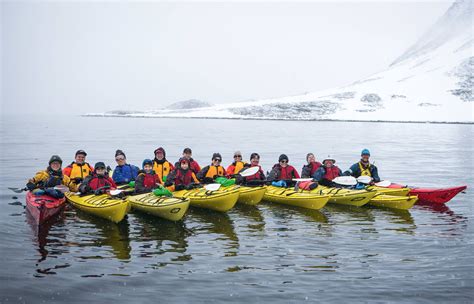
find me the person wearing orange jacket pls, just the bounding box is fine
[197,153,225,184]
[152,147,175,184]
[63,150,94,184]
[226,151,247,176]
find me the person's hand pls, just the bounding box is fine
[175,184,185,191]
[26,182,36,191]
[73,177,83,184]
[94,189,104,195]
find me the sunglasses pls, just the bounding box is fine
[280,160,288,163]
[115,157,125,161]
[213,159,222,162]
[234,155,242,158]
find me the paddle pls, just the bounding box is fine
[8,185,70,193]
[292,178,313,182]
[333,176,357,186]
[238,166,260,177]
[204,183,221,191]
[357,176,373,184]
[374,180,391,187]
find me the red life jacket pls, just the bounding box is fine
[309,162,322,176]
[323,166,340,181]
[280,165,299,179]
[175,169,198,186]
[245,165,264,181]
[142,172,159,188]
[88,175,116,190]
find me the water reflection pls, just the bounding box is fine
[72,209,132,260]
[231,204,266,233]
[187,208,239,256]
[130,212,192,265]
[263,202,328,224]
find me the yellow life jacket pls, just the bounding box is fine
[67,162,92,179]
[205,165,225,178]
[153,160,173,183]
[233,161,246,174]
[358,162,372,177]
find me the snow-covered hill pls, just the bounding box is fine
[86,0,473,123]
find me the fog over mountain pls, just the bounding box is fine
[88,0,472,123]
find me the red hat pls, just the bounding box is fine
[180,158,190,165]
[154,147,166,157]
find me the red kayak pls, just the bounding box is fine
[26,191,66,225]
[387,184,467,205]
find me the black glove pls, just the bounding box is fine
[164,181,173,187]
[203,177,214,184]
[73,177,83,184]
[185,184,195,190]
[26,182,36,191]
[175,184,185,191]
[94,189,104,195]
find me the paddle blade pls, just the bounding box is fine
[375,180,391,187]
[204,183,221,191]
[293,178,313,182]
[54,185,70,193]
[239,166,259,177]
[109,189,123,196]
[8,187,26,193]
[333,176,357,186]
[357,176,373,184]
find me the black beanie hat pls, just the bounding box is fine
[279,154,289,162]
[94,162,106,170]
[250,153,260,160]
[49,155,63,165]
[212,153,222,160]
[115,149,126,158]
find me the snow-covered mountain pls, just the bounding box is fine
[86,0,473,123]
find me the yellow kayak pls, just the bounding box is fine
[368,194,418,210]
[263,186,329,210]
[366,186,410,196]
[173,187,240,212]
[236,186,267,205]
[309,186,377,207]
[65,192,129,223]
[126,192,190,221]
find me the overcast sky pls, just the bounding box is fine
[1,1,453,114]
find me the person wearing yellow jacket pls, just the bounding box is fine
[62,150,93,184]
[26,155,78,198]
[197,153,225,184]
[152,147,175,184]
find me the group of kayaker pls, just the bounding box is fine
[26,147,380,197]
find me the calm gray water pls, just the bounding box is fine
[0,115,473,303]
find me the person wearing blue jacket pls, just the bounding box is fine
[343,149,380,183]
[112,150,139,185]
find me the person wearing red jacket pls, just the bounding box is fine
[267,154,300,187]
[165,158,200,191]
[135,159,162,194]
[79,162,117,195]
[237,152,266,186]
[301,153,322,178]
[174,147,201,174]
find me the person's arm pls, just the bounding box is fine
[292,166,300,179]
[371,166,381,182]
[62,166,72,177]
[301,165,310,178]
[267,167,279,182]
[197,166,209,182]
[165,170,176,187]
[312,167,325,182]
[343,164,358,177]
[134,174,146,194]
[112,167,123,183]
[79,176,93,194]
[226,164,235,176]
[63,175,78,192]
